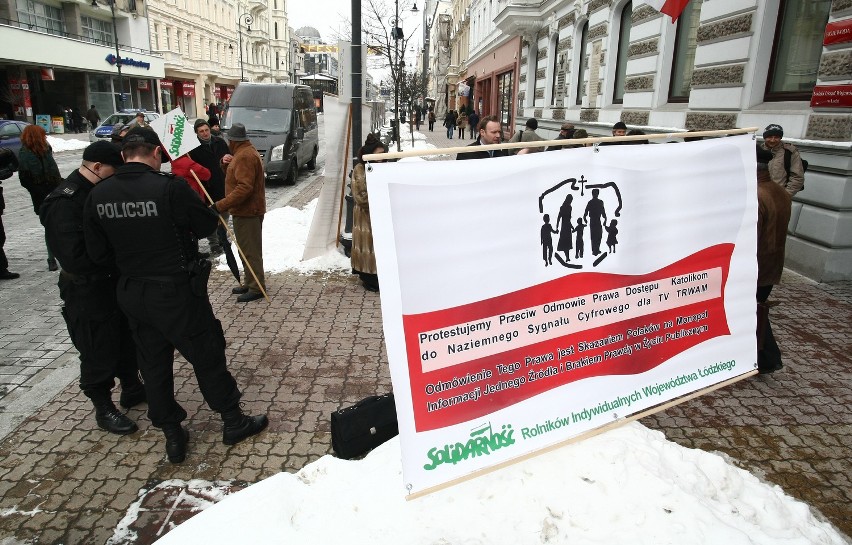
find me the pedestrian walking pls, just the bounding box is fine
[457,109,468,139]
[444,110,457,139]
[40,141,146,436]
[467,110,480,140]
[189,119,233,256]
[214,123,267,303]
[83,126,268,463]
[350,134,385,292]
[507,118,545,154]
[18,125,61,270]
[0,147,20,280]
[428,110,436,132]
[85,104,101,129]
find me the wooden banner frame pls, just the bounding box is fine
[365,127,759,162]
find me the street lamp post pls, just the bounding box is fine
[391,2,418,152]
[91,0,129,108]
[237,13,253,82]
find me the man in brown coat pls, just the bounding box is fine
[756,146,792,374]
[215,123,266,302]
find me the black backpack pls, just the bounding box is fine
[784,148,808,189]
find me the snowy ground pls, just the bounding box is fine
[155,423,847,545]
[47,135,90,152]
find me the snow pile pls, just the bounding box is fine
[48,135,90,152]
[215,199,351,274]
[155,423,846,545]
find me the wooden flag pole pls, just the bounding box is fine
[406,369,759,501]
[364,127,760,162]
[190,170,270,303]
[335,104,354,248]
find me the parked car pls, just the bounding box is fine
[221,83,319,185]
[89,110,160,142]
[0,120,30,157]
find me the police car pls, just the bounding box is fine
[89,110,160,142]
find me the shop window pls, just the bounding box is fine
[575,22,588,106]
[765,0,831,101]
[498,70,514,129]
[612,1,632,104]
[152,24,159,50]
[15,0,65,36]
[668,0,702,102]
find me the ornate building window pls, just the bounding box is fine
[765,0,831,101]
[612,1,632,104]
[668,0,702,103]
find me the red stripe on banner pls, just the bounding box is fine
[662,0,691,22]
[403,244,734,432]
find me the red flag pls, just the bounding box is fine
[645,0,691,22]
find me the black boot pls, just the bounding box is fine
[119,381,147,409]
[94,400,138,435]
[162,424,189,463]
[221,406,269,445]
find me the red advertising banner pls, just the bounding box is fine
[181,82,196,97]
[824,19,852,46]
[810,84,852,108]
[160,80,174,89]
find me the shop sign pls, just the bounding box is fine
[823,19,852,46]
[105,54,151,70]
[181,82,196,97]
[138,80,150,90]
[214,86,221,99]
[810,84,852,108]
[51,116,65,134]
[40,68,55,81]
[160,80,174,89]
[35,115,51,132]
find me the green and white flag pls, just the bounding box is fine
[149,108,201,160]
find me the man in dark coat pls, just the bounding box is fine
[756,146,792,374]
[467,110,480,140]
[85,104,101,129]
[456,116,508,160]
[189,119,233,255]
[83,127,268,463]
[40,141,146,435]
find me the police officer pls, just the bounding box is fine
[39,141,146,435]
[82,127,267,463]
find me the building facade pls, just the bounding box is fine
[459,0,850,281]
[0,0,164,125]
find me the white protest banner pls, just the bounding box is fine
[367,135,758,497]
[148,107,201,160]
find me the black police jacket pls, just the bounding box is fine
[188,136,229,201]
[83,162,219,277]
[40,170,105,277]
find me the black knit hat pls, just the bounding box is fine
[763,124,783,138]
[194,118,210,132]
[613,121,627,130]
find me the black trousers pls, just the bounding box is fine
[0,214,8,272]
[59,274,140,402]
[117,276,241,427]
[756,285,782,372]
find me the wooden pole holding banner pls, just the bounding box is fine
[406,369,758,500]
[335,104,353,248]
[364,127,760,162]
[189,170,270,303]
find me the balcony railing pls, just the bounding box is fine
[0,17,158,56]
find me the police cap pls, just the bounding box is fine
[123,126,171,163]
[83,141,124,167]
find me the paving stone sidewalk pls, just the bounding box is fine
[0,137,850,543]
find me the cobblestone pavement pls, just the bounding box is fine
[0,129,849,543]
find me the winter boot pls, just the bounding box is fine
[162,424,190,463]
[119,381,147,409]
[94,400,138,435]
[221,406,269,446]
